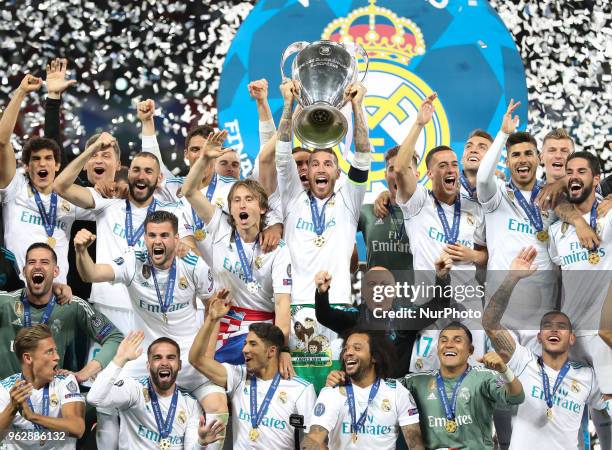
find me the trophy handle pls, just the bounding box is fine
[280,41,310,81]
[354,45,369,82]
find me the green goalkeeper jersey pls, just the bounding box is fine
[401,366,525,449]
[0,289,123,378]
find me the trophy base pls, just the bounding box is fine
[294,103,348,149]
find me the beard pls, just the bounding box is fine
[129,182,156,202]
[567,181,593,204]
[150,369,178,391]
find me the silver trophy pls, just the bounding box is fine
[281,40,368,148]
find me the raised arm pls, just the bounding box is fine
[482,246,538,362]
[182,130,227,225]
[138,99,173,181]
[87,331,145,410]
[53,133,117,208]
[476,99,520,203]
[395,93,436,203]
[314,271,358,334]
[44,58,77,167]
[188,290,232,388]
[74,228,115,283]
[248,79,275,145]
[0,75,42,188]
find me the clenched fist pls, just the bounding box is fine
[74,229,96,252]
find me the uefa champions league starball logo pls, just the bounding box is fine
[217,0,527,199]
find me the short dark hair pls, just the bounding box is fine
[543,128,574,148]
[115,166,129,183]
[15,324,53,362]
[85,133,121,159]
[227,179,268,231]
[308,148,338,167]
[144,210,179,234]
[292,146,311,156]
[467,129,493,143]
[384,145,418,168]
[21,137,60,165]
[131,151,160,170]
[540,311,573,333]
[248,323,284,355]
[25,243,57,264]
[425,145,454,169]
[147,337,181,359]
[440,321,473,344]
[340,327,394,380]
[185,125,214,149]
[507,131,537,151]
[566,151,601,176]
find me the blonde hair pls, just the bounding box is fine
[14,324,52,361]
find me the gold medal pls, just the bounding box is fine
[444,419,457,433]
[47,236,56,248]
[255,255,264,269]
[536,230,549,242]
[546,407,553,420]
[314,235,325,247]
[159,438,171,450]
[588,251,600,265]
[249,428,259,441]
[351,432,358,443]
[194,228,206,241]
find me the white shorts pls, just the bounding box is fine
[570,333,612,393]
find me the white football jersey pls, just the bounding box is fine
[87,361,203,450]
[87,189,190,309]
[276,141,366,305]
[548,208,612,333]
[1,174,90,283]
[110,247,212,349]
[508,344,605,450]
[0,373,84,450]
[310,379,420,450]
[479,179,559,330]
[202,208,291,312]
[223,363,316,450]
[399,185,485,272]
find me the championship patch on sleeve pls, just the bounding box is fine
[113,257,124,265]
[283,278,292,286]
[114,380,124,387]
[314,403,325,417]
[408,408,419,416]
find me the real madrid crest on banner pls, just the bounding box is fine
[218,0,527,201]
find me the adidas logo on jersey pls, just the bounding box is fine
[375,218,384,225]
[427,392,437,400]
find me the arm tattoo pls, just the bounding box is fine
[300,425,328,450]
[352,105,370,154]
[482,276,517,358]
[277,101,294,143]
[401,423,425,450]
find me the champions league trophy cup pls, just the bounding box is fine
[281,40,368,148]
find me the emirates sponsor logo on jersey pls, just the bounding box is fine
[428,414,473,429]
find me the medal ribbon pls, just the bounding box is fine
[234,232,258,285]
[148,379,179,440]
[21,374,49,431]
[432,193,461,245]
[32,188,57,239]
[309,193,335,237]
[22,292,56,327]
[346,378,380,436]
[125,199,157,246]
[589,200,599,252]
[436,367,471,422]
[460,172,476,198]
[250,372,281,430]
[386,204,406,241]
[149,257,177,319]
[538,357,571,409]
[509,181,544,232]
[192,173,218,230]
